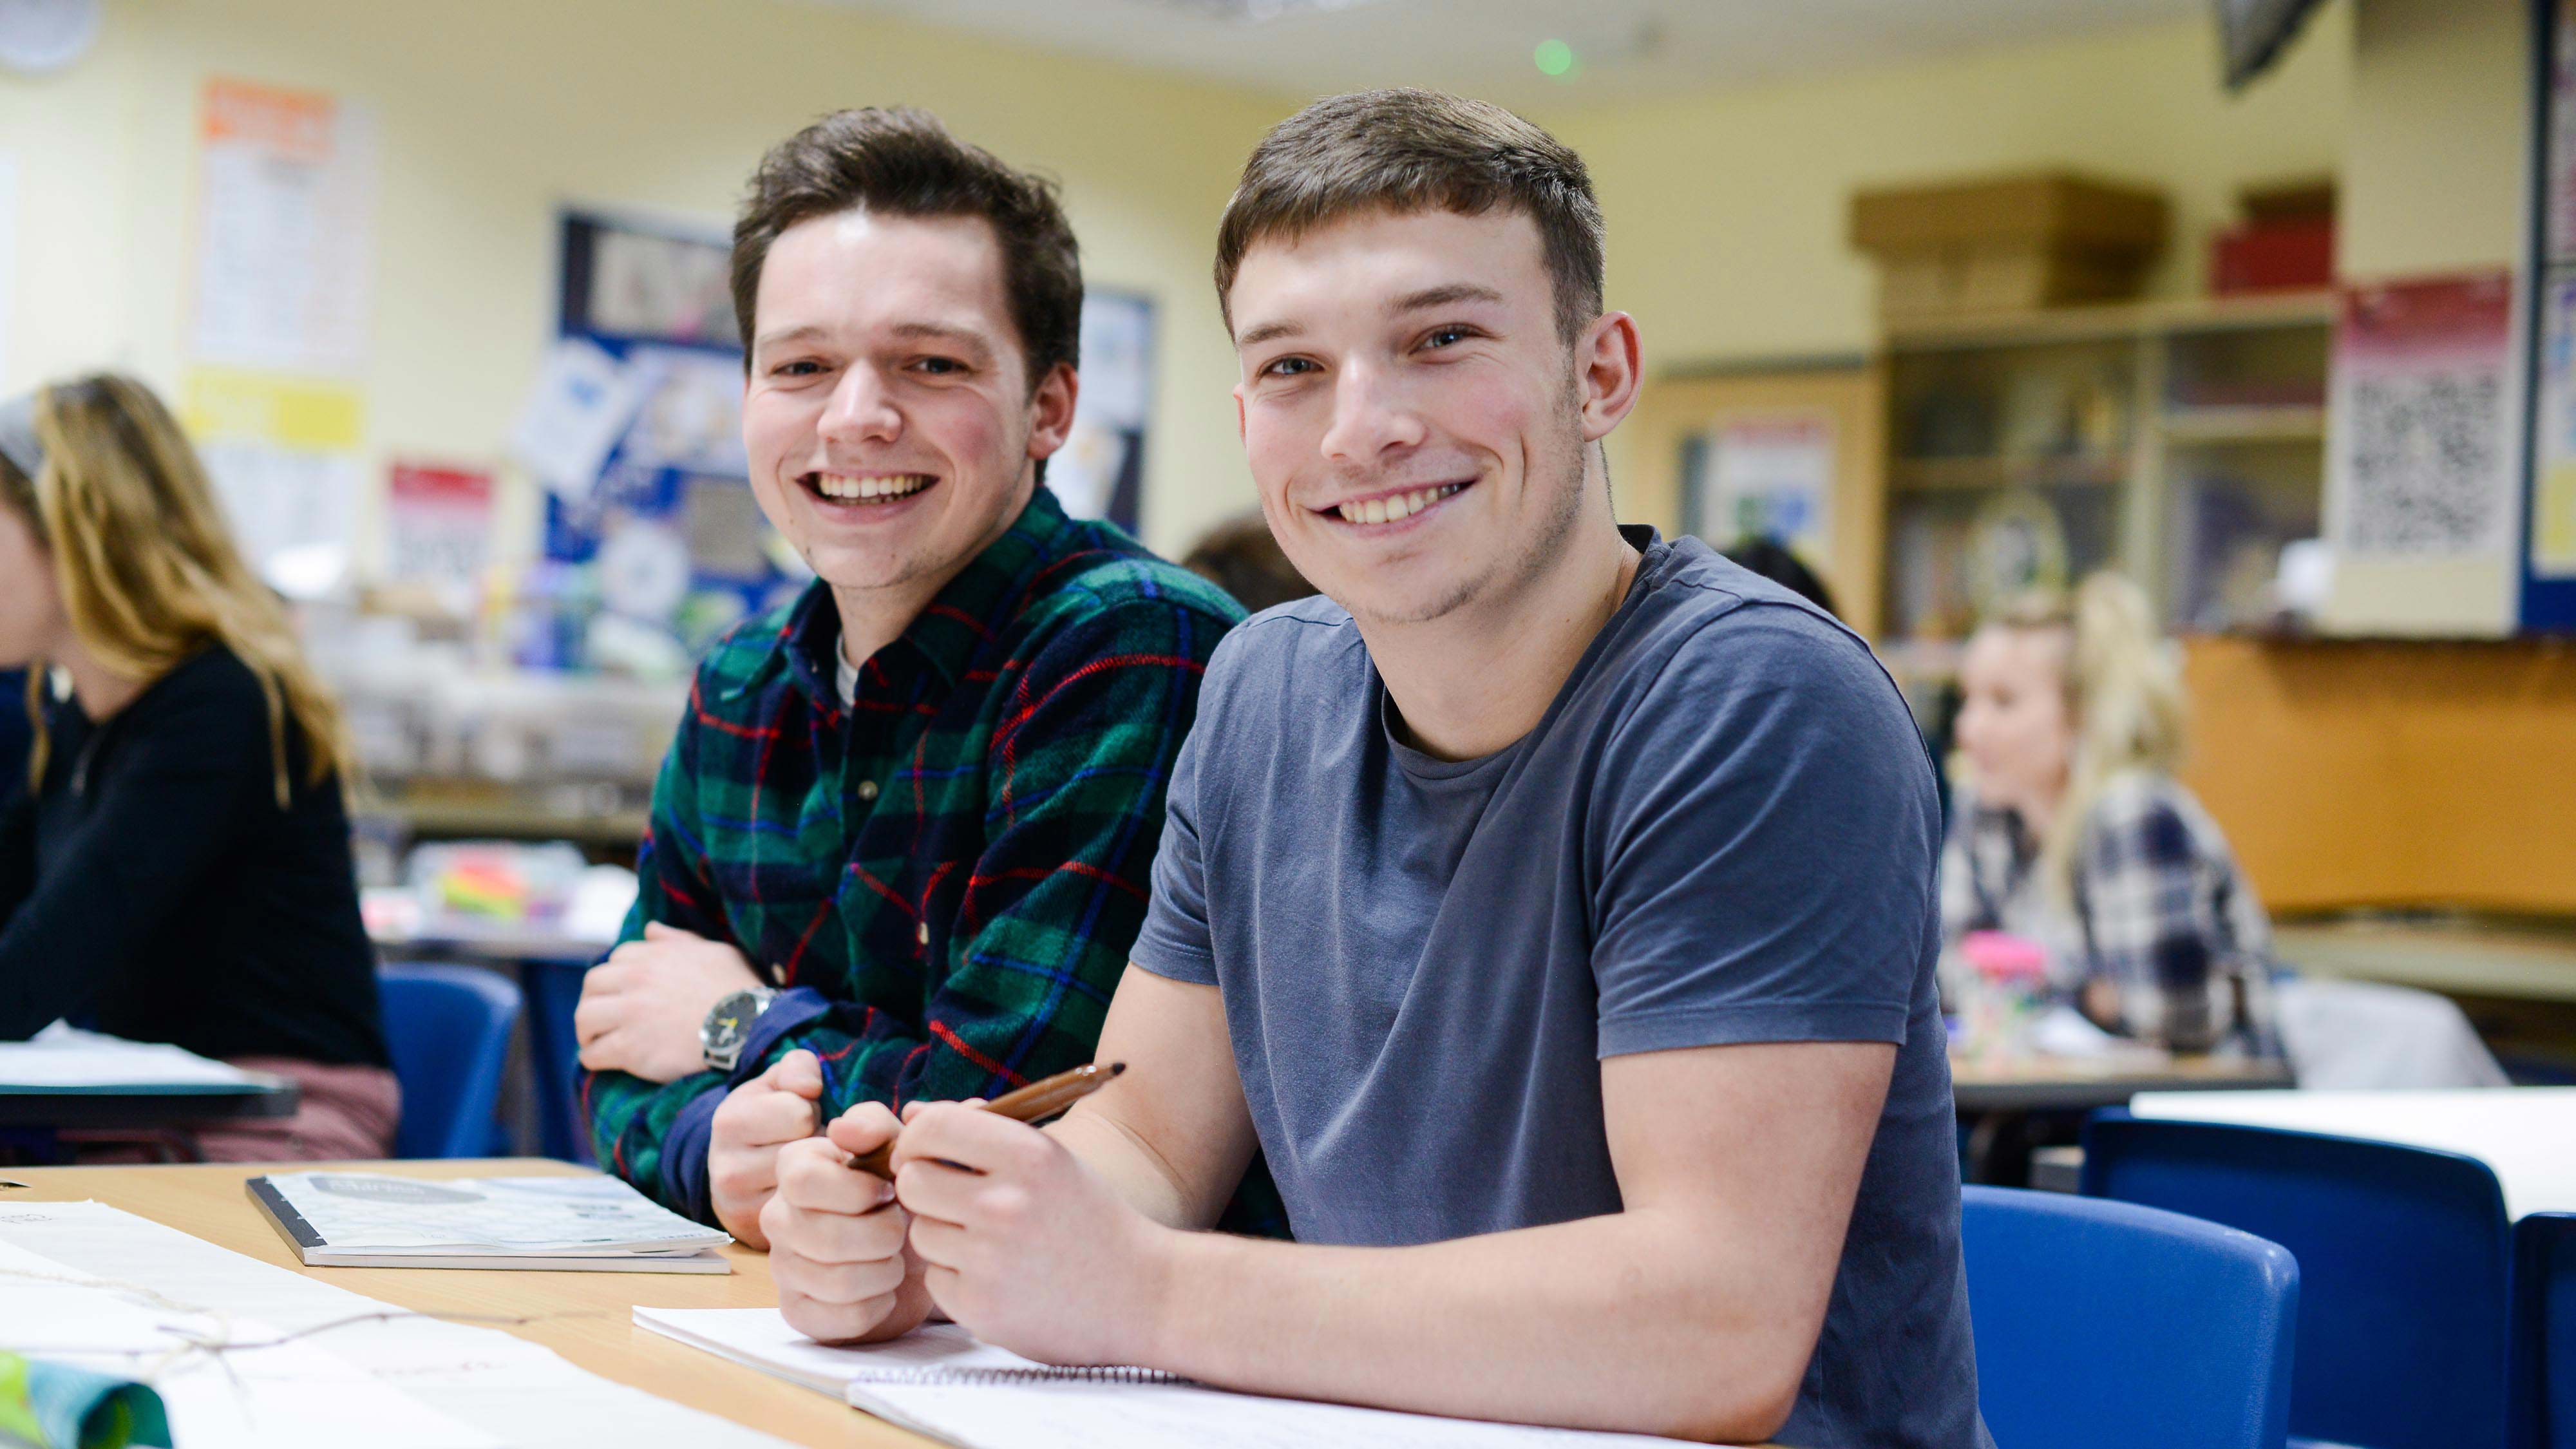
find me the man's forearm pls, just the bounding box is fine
[1135,1209,1812,1444]
[1047,1110,1217,1231]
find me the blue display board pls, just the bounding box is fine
[533,211,801,665]
[2523,0,2576,629]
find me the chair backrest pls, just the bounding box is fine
[2515,1213,2576,1449]
[1961,1184,2298,1449]
[379,963,522,1159]
[2085,1112,2513,1449]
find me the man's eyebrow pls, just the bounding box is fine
[752,323,830,352]
[1390,283,1508,314]
[1233,284,1506,352]
[889,321,997,353]
[1235,318,1302,350]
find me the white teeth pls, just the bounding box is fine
[1334,482,1464,524]
[813,473,931,502]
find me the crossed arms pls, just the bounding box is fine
[765,963,1893,1444]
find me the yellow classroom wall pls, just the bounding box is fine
[0,0,2536,607]
[0,0,1286,561]
[2324,0,2532,634]
[3,0,2374,573]
[1553,5,2356,534]
[8,0,2568,920]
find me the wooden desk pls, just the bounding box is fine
[1949,1053,2294,1183]
[2273,920,2576,1005]
[1,1157,924,1448]
[1949,1052,2295,1113]
[7,1158,1788,1449]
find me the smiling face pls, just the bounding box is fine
[742,209,1075,601]
[1956,623,2077,820]
[1228,207,1617,628]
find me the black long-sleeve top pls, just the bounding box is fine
[0,645,388,1066]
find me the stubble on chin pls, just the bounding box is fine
[1343,375,1593,630]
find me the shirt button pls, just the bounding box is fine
[915,922,930,947]
[856,780,880,802]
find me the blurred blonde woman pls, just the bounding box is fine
[1942,572,2278,1054]
[0,374,395,1159]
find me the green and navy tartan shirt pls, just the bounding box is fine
[580,487,1260,1226]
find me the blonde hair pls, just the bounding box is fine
[3,374,355,806]
[1984,571,2186,907]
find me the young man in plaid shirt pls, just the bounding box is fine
[573,108,1250,1243]
[762,91,1986,1445]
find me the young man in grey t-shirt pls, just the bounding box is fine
[761,90,1991,1448]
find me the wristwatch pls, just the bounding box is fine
[700,985,779,1072]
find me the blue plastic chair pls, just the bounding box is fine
[378,963,522,1159]
[2085,1111,2513,1449]
[1961,1184,2297,1449]
[2514,1213,2576,1449]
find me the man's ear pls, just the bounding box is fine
[1025,361,1081,461]
[1576,311,1643,444]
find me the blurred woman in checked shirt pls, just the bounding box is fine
[1940,572,2279,1056]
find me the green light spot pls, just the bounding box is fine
[1533,39,1575,77]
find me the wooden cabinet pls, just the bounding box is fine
[1879,290,2333,647]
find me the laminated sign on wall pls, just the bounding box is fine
[2327,272,2519,563]
[187,79,379,597]
[193,78,379,375]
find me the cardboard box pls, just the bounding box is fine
[1850,173,2169,323]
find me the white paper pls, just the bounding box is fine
[0,1022,253,1088]
[2025,1004,2169,1064]
[0,1236,497,1448]
[852,1379,1706,1449]
[2130,1086,2576,1220]
[261,1171,728,1255]
[635,1307,1172,1394]
[193,84,379,375]
[511,337,649,496]
[0,1202,791,1449]
[636,1306,1710,1448]
[197,437,362,598]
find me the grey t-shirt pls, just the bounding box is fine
[1132,530,1986,1448]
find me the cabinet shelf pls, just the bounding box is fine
[2162,404,2327,444]
[1889,455,2126,492]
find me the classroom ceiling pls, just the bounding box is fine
[822,0,2209,108]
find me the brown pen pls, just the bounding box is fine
[848,1060,1124,1180]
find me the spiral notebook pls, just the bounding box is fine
[632,1307,1705,1447]
[630,1306,1176,1392]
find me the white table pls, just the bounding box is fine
[2130,1086,2576,1219]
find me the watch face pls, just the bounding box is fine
[705,990,758,1054]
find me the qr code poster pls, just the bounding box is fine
[2327,272,2520,560]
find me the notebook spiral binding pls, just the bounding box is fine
[880,1365,1186,1387]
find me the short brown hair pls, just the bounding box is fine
[1214,89,1605,343]
[732,108,1082,392]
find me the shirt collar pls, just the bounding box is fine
[755,485,1080,712]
